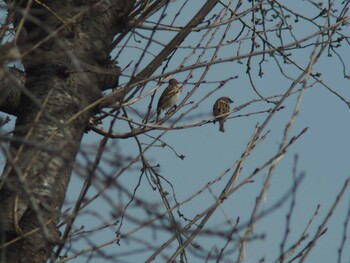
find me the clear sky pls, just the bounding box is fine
[1,1,350,262]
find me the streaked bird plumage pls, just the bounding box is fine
[156,78,181,121]
[213,96,233,132]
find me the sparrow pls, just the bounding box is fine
[213,96,233,132]
[156,78,181,122]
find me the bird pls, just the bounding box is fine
[156,78,181,122]
[213,97,233,132]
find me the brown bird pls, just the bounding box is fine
[213,97,233,132]
[156,78,181,122]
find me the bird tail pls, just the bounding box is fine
[156,109,161,122]
[219,120,225,132]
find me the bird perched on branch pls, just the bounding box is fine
[156,78,181,122]
[213,96,233,132]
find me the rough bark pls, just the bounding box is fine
[0,1,134,262]
[0,67,24,116]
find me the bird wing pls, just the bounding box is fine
[213,100,230,118]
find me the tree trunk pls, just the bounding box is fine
[0,1,134,262]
